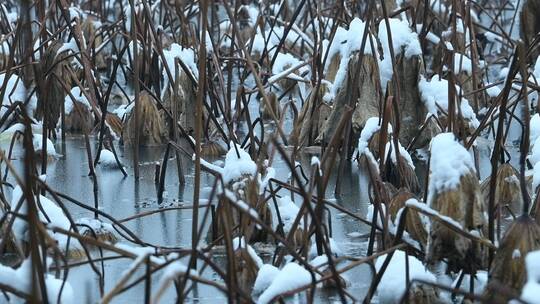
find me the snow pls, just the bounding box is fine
[418,76,452,117]
[114,243,172,266]
[534,57,540,80]
[533,162,540,191]
[64,86,91,114]
[347,232,363,238]
[160,260,190,281]
[113,102,134,119]
[44,273,75,303]
[406,198,463,230]
[274,196,301,234]
[251,31,268,55]
[68,5,83,20]
[531,137,540,165]
[11,184,80,252]
[379,18,422,58]
[57,37,80,55]
[116,243,154,257]
[530,115,540,191]
[97,149,119,168]
[0,73,37,116]
[419,76,479,129]
[384,139,415,169]
[232,236,263,268]
[451,270,488,294]
[0,122,41,144]
[224,190,259,219]
[498,67,509,80]
[368,200,426,250]
[531,114,540,145]
[257,262,314,304]
[0,39,10,57]
[269,59,308,84]
[249,25,305,58]
[271,52,308,84]
[311,156,322,176]
[375,250,436,304]
[258,165,275,194]
[2,122,25,135]
[123,2,143,32]
[521,250,540,304]
[0,4,18,25]
[0,259,74,303]
[428,132,475,193]
[36,196,74,248]
[270,26,302,50]
[358,117,385,155]
[153,257,198,303]
[199,142,257,184]
[163,43,198,80]
[253,264,280,294]
[421,28,441,45]
[310,255,329,269]
[485,84,501,98]
[308,237,343,258]
[378,18,422,89]
[241,5,259,27]
[450,53,478,75]
[205,30,214,54]
[323,18,377,101]
[32,134,58,157]
[76,217,115,237]
[366,203,387,228]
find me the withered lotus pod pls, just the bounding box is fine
[414,117,443,150]
[81,16,107,71]
[64,247,86,260]
[289,84,331,147]
[534,195,540,225]
[483,215,540,303]
[105,113,123,138]
[208,178,273,245]
[77,218,119,245]
[388,190,428,250]
[201,140,227,157]
[122,91,168,146]
[317,53,381,144]
[384,147,421,194]
[234,246,260,293]
[65,101,94,133]
[367,130,384,160]
[260,90,281,121]
[426,172,486,273]
[325,52,341,84]
[0,37,9,71]
[481,163,523,217]
[390,53,427,148]
[163,63,197,135]
[520,0,540,59]
[404,283,442,304]
[380,181,399,203]
[242,179,273,244]
[0,219,21,266]
[36,40,73,130]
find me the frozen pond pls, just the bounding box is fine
[2,135,374,303]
